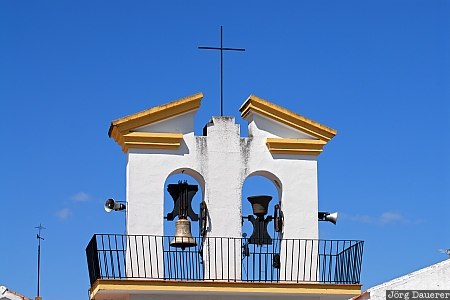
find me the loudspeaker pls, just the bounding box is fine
[104,198,126,212]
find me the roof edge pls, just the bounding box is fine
[367,259,450,292]
[108,92,203,138]
[108,92,202,150]
[240,94,337,142]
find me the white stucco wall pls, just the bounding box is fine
[125,111,322,280]
[245,113,320,281]
[359,259,450,300]
[136,110,196,134]
[247,113,315,140]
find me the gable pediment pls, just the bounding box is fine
[240,94,336,141]
[108,93,202,152]
[108,92,336,155]
[240,95,337,155]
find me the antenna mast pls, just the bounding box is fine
[35,224,45,300]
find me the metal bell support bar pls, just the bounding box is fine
[167,181,198,249]
[246,195,273,245]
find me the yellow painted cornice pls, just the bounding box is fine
[266,138,327,156]
[90,279,361,299]
[240,95,337,142]
[108,92,202,152]
[120,132,183,152]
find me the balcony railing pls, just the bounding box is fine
[86,234,363,285]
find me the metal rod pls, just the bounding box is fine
[220,26,223,116]
[108,235,115,278]
[220,236,224,279]
[154,236,159,279]
[141,235,146,277]
[297,239,301,282]
[115,235,121,278]
[37,240,41,295]
[147,236,152,278]
[134,235,139,277]
[35,224,45,298]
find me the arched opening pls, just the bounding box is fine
[241,171,283,282]
[162,168,205,280]
[163,168,205,238]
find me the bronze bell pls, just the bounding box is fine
[248,195,272,217]
[247,195,273,245]
[170,219,197,249]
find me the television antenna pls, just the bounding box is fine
[35,223,45,299]
[438,249,450,257]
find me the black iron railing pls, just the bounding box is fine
[86,234,363,285]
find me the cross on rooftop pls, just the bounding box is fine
[199,26,245,116]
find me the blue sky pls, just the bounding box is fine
[1,1,449,299]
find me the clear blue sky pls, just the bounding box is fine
[1,1,449,299]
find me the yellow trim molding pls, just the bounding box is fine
[240,95,337,142]
[266,138,327,155]
[108,92,202,152]
[120,132,183,152]
[90,279,362,299]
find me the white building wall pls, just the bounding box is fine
[245,116,319,281]
[247,114,315,139]
[360,259,450,300]
[125,113,321,281]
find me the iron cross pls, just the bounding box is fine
[199,26,245,116]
